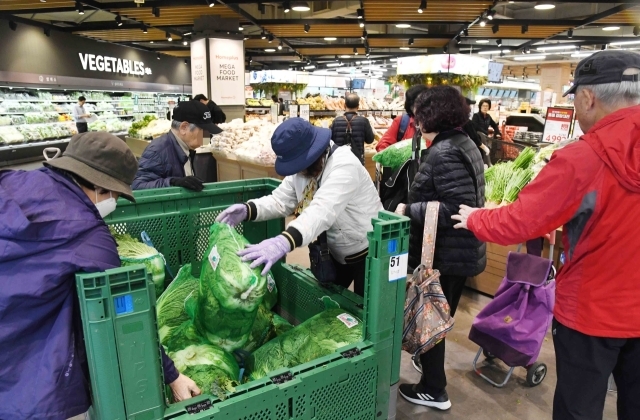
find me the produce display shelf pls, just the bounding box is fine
[78,181,409,420]
[0,137,71,150]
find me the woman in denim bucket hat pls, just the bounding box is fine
[216,118,382,296]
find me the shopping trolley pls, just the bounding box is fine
[469,242,556,388]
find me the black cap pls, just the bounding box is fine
[563,50,640,97]
[465,97,476,105]
[172,100,222,134]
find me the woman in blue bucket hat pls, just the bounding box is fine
[217,118,382,296]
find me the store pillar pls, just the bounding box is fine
[540,64,573,105]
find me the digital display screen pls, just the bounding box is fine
[114,294,134,315]
[488,61,504,83]
[351,79,366,89]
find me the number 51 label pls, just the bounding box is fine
[388,253,409,282]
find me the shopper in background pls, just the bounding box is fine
[193,93,226,124]
[0,133,200,420]
[329,93,375,165]
[462,98,492,167]
[216,118,382,296]
[376,84,428,152]
[132,100,222,191]
[452,50,640,420]
[472,98,502,138]
[395,86,486,411]
[72,96,91,134]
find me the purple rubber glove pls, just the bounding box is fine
[216,204,248,227]
[237,235,291,276]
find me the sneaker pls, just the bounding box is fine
[412,356,422,374]
[398,383,452,411]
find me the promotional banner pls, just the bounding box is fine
[209,38,244,105]
[542,107,575,143]
[397,54,489,77]
[191,39,208,98]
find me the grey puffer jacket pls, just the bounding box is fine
[405,129,487,276]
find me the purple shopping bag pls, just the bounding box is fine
[468,252,555,367]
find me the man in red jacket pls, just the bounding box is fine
[453,50,640,420]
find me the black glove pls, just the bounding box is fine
[170,176,204,191]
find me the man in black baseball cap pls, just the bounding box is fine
[133,100,223,191]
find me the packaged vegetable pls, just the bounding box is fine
[111,232,167,296]
[156,264,200,343]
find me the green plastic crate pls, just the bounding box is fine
[77,179,410,420]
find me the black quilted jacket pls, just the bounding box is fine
[405,130,487,276]
[330,112,375,164]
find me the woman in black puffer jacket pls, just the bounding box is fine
[396,86,486,411]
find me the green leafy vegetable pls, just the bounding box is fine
[503,168,534,204]
[512,147,536,170]
[164,320,206,352]
[249,308,363,381]
[156,264,199,332]
[112,232,166,296]
[272,314,294,336]
[168,344,239,398]
[372,138,425,170]
[243,304,276,352]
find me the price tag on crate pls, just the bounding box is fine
[289,104,298,118]
[299,104,310,121]
[388,253,408,282]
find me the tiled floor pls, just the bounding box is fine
[287,248,619,420]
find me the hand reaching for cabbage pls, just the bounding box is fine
[216,204,248,227]
[169,373,201,402]
[237,235,291,276]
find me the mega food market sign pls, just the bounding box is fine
[78,53,152,76]
[208,38,245,105]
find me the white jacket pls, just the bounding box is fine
[249,144,382,264]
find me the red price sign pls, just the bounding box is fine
[543,107,575,143]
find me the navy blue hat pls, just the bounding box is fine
[272,118,331,176]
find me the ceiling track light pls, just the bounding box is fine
[261,31,267,39]
[496,38,502,47]
[463,28,469,37]
[443,45,449,53]
[115,13,123,26]
[353,47,359,55]
[183,39,188,46]
[408,37,414,45]
[8,21,17,31]
[291,1,310,12]
[184,59,189,65]
[77,1,84,15]
[418,0,426,13]
[361,30,367,40]
[44,27,51,37]
[492,24,499,34]
[278,42,283,50]
[456,36,461,45]
[521,24,529,34]
[488,9,496,20]
[268,34,274,43]
[304,23,310,33]
[141,24,148,33]
[166,32,172,41]
[357,8,364,19]
[479,19,486,27]
[207,0,215,7]
[359,21,365,28]
[567,29,573,38]
[283,1,291,13]
[152,7,160,18]
[157,53,161,60]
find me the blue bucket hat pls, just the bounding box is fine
[272,118,332,176]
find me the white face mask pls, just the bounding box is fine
[95,190,117,218]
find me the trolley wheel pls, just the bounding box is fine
[483,349,496,360]
[526,362,547,387]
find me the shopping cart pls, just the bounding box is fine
[489,138,541,165]
[469,249,556,388]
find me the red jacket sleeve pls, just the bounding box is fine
[376,115,402,152]
[467,144,594,245]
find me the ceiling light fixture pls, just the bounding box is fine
[261,31,267,39]
[521,24,528,34]
[353,47,359,55]
[278,42,283,50]
[492,24,499,34]
[185,59,189,65]
[456,36,461,45]
[610,40,640,46]
[335,54,339,61]
[166,32,172,41]
[496,38,502,46]
[463,28,469,37]
[536,44,576,51]
[304,23,310,33]
[239,26,244,31]
[115,13,123,26]
[418,0,426,13]
[340,54,350,58]
[602,26,620,31]
[479,19,487,27]
[152,7,160,17]
[283,1,291,13]
[487,10,496,20]
[567,29,573,38]
[327,62,343,67]
[324,37,337,41]
[183,40,188,45]
[396,24,411,28]
[304,65,316,70]
[157,53,161,60]
[141,24,148,33]
[268,34,274,42]
[513,54,547,61]
[409,37,414,45]
[475,39,489,44]
[291,1,310,12]
[77,2,84,15]
[571,52,594,58]
[150,41,154,43]
[534,2,555,10]
[443,45,449,53]
[357,8,364,19]
[207,0,215,7]
[400,47,410,50]
[361,30,367,39]
[478,49,511,55]
[265,48,276,52]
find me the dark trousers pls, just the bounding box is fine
[552,318,640,420]
[331,254,367,297]
[419,274,467,392]
[76,122,88,133]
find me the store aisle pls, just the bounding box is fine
[287,250,618,420]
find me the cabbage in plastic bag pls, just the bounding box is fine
[243,304,276,353]
[156,264,199,339]
[249,308,363,380]
[372,138,415,170]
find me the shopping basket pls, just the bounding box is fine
[469,251,556,388]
